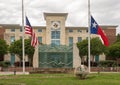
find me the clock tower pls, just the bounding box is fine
[44,13,68,45]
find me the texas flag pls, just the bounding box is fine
[90,16,109,47]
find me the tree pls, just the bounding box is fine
[25,39,35,66]
[116,34,120,42]
[107,42,120,59]
[77,39,88,63]
[107,42,120,66]
[77,38,106,65]
[0,39,8,61]
[90,38,106,65]
[9,39,35,66]
[9,39,22,62]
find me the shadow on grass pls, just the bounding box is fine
[72,74,99,80]
[87,75,98,80]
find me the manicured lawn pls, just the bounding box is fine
[0,73,120,85]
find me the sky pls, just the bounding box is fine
[0,0,120,34]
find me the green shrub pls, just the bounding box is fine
[98,60,117,67]
[0,61,10,68]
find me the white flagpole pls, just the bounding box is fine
[22,0,25,74]
[88,0,91,73]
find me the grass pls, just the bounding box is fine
[0,73,120,85]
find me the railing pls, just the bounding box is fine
[1,67,120,73]
[91,67,120,72]
[0,67,75,74]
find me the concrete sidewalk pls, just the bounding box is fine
[0,72,29,75]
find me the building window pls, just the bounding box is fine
[10,54,15,66]
[38,29,42,32]
[86,29,88,33]
[86,37,88,40]
[78,37,82,42]
[51,40,60,46]
[51,31,60,46]
[20,36,22,40]
[69,37,73,46]
[20,28,22,32]
[29,36,31,39]
[69,29,73,32]
[78,29,82,32]
[38,37,42,43]
[51,31,60,39]
[95,55,99,62]
[10,36,15,43]
[11,28,15,32]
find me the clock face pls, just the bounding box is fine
[51,21,60,30]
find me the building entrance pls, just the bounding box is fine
[39,45,73,68]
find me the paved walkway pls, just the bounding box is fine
[90,72,120,74]
[0,72,29,75]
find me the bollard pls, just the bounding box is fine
[14,70,16,75]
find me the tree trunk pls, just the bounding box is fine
[0,54,4,61]
[28,57,33,67]
[92,56,95,67]
[116,57,120,72]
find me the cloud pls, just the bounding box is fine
[0,0,120,33]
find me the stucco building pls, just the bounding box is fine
[0,13,117,68]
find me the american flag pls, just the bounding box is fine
[25,16,38,47]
